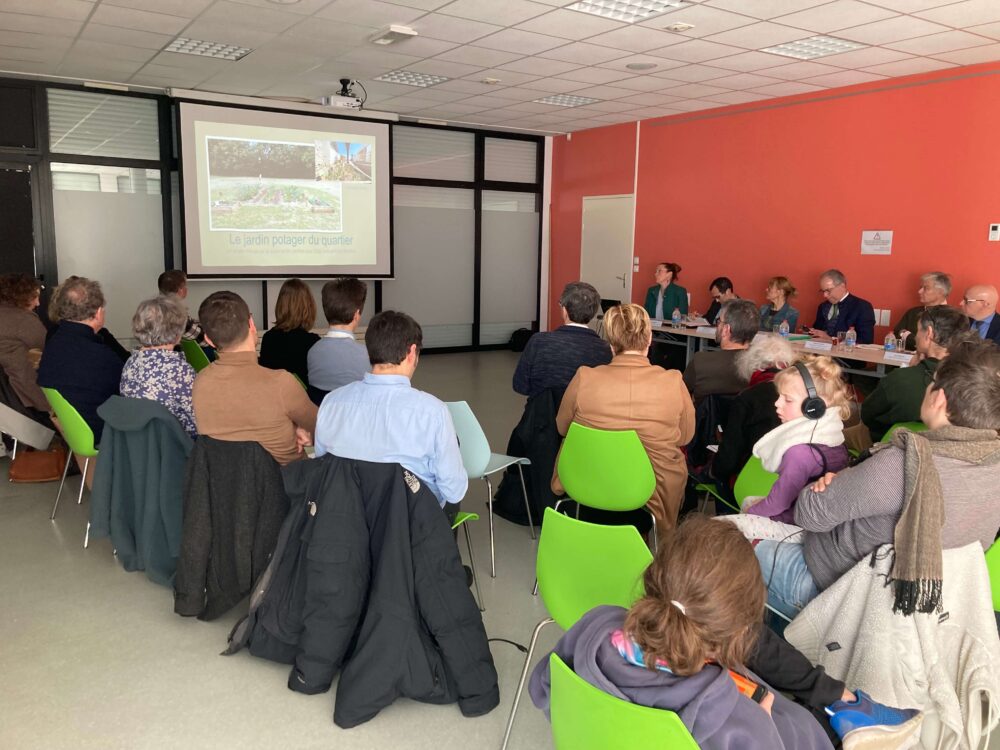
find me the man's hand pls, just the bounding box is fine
[807,328,831,341]
[295,427,312,453]
[810,472,838,492]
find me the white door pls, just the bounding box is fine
[579,195,634,316]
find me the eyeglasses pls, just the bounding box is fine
[962,298,986,305]
[819,286,838,295]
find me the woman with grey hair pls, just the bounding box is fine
[119,295,198,438]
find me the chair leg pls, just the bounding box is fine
[83,522,90,549]
[11,438,17,462]
[50,448,74,521]
[76,457,89,504]
[515,463,536,540]
[500,617,553,750]
[649,511,658,553]
[484,476,496,578]
[463,522,484,612]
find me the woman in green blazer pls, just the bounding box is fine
[643,262,688,320]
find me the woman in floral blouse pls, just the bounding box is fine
[120,295,198,438]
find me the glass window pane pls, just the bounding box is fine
[484,137,537,183]
[483,190,538,212]
[48,88,159,160]
[392,126,474,182]
[394,184,474,210]
[481,192,540,345]
[52,163,160,194]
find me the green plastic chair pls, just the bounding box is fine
[180,338,211,372]
[881,421,928,443]
[42,388,99,540]
[446,401,535,578]
[556,423,656,515]
[452,511,484,612]
[549,653,698,750]
[501,508,653,750]
[696,455,779,513]
[986,540,1000,612]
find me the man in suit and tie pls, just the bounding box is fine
[962,284,1000,346]
[808,269,877,344]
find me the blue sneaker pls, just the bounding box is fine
[825,690,923,750]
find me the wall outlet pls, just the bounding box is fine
[881,309,891,327]
[989,223,1000,241]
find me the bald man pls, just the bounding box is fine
[962,285,1000,346]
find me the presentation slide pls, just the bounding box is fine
[178,102,392,278]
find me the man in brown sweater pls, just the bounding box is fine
[192,291,317,465]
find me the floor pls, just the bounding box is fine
[0,351,562,750]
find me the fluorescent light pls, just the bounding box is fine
[533,94,601,107]
[762,35,866,60]
[374,70,449,87]
[165,37,252,61]
[566,0,685,24]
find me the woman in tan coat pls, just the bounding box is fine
[0,273,49,414]
[553,303,695,529]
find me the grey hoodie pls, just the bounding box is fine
[529,606,833,750]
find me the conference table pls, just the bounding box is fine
[651,322,914,378]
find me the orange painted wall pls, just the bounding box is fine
[548,122,636,327]
[550,62,1000,337]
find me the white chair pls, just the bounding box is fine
[446,401,535,577]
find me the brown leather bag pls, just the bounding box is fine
[8,442,69,483]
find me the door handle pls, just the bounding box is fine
[615,274,626,286]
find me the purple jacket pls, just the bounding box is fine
[745,444,849,524]
[529,606,833,750]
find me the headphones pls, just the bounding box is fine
[795,362,827,420]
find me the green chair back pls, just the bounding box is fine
[733,456,779,508]
[557,423,655,512]
[549,653,698,750]
[537,508,652,631]
[41,387,98,457]
[180,338,211,372]
[446,401,492,478]
[881,421,927,443]
[986,540,1000,612]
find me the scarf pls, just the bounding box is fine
[888,425,1000,615]
[752,412,845,473]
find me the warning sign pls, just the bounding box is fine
[861,230,893,255]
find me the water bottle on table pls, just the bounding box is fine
[883,332,897,352]
[778,320,789,338]
[671,308,682,327]
[844,327,857,351]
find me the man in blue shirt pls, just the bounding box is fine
[314,310,467,517]
[962,284,1000,346]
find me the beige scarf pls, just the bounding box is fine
[888,425,1000,615]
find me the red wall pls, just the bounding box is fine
[550,62,1000,336]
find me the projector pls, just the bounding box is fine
[321,95,363,110]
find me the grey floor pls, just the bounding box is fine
[0,351,561,750]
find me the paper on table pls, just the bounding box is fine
[685,317,710,327]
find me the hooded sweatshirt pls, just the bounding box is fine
[529,606,833,750]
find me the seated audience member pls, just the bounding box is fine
[711,335,795,486]
[862,306,971,441]
[37,277,123,442]
[962,284,1000,346]
[47,276,129,362]
[553,304,694,529]
[703,276,738,326]
[513,281,611,398]
[192,291,317,465]
[643,262,687,320]
[157,269,204,344]
[683,299,758,402]
[120,296,198,439]
[894,272,950,351]
[307,278,370,396]
[530,514,904,750]
[313,310,467,520]
[808,269,876,344]
[740,356,851,524]
[259,279,320,387]
[0,274,49,416]
[759,276,800,333]
[756,342,1000,621]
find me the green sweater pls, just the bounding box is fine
[643,283,688,319]
[860,358,938,440]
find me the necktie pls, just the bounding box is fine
[827,303,839,321]
[974,319,987,338]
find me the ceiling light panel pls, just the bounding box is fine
[566,0,686,25]
[375,70,450,87]
[762,36,866,61]
[533,93,602,107]
[164,37,253,61]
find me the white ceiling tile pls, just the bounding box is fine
[67,39,158,63]
[631,106,685,119]
[585,25,684,52]
[145,51,238,71]
[385,36,460,58]
[475,28,566,54]
[615,91,684,106]
[79,24,174,50]
[640,5,757,38]
[836,15,951,45]
[706,72,784,88]
[823,46,912,66]
[89,5,189,34]
[460,68,539,86]
[556,66,631,84]
[887,29,995,55]
[916,0,1000,27]
[613,75,683,91]
[103,0,210,17]
[660,82,731,97]
[479,88,546,103]
[499,57,577,75]
[801,69,888,86]
[649,63,731,81]
[704,0,830,20]
[710,50,796,71]
[0,45,64,63]
[407,86,477,102]
[968,21,1000,40]
[59,59,147,78]
[705,21,813,48]
[753,61,846,79]
[435,45,522,67]
[648,38,745,63]
[573,99,627,113]
[409,58,485,77]
[775,1,897,33]
[527,77,592,93]
[437,0,550,26]
[229,0,334,14]
[863,0,959,10]
[597,54,687,73]
[313,0,426,27]
[2,0,94,21]
[0,29,74,50]
[180,20,278,48]
[378,0,452,9]
[704,90,773,104]
[931,41,1000,63]
[863,56,958,74]
[0,11,82,36]
[417,102,490,114]
[539,41,631,64]
[749,80,825,96]
[335,47,422,70]
[515,9,626,40]
[232,49,325,74]
[667,98,723,111]
[283,18,378,45]
[412,13,502,43]
[432,78,508,94]
[549,83,620,98]
[0,59,55,74]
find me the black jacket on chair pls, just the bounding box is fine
[226,455,499,729]
[174,437,289,621]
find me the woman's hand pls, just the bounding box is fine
[759,690,774,716]
[810,472,838,492]
[295,427,312,453]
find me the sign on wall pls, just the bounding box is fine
[861,230,893,255]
